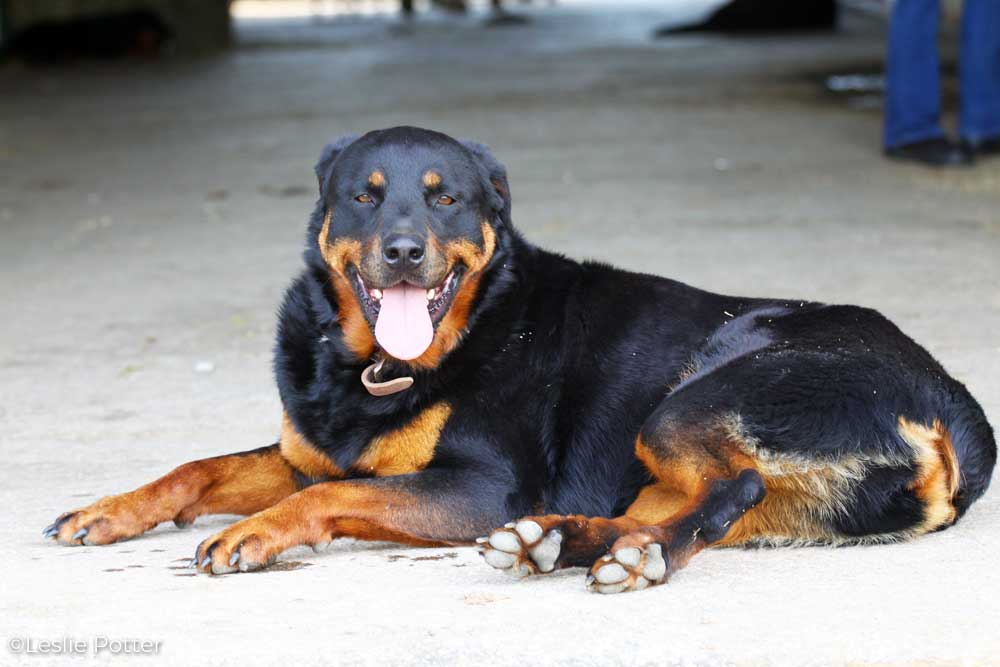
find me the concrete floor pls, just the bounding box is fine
[1,3,999,666]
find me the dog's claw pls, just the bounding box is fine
[200,556,211,569]
[43,514,75,540]
[71,528,88,541]
[229,552,240,566]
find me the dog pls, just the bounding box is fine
[44,127,996,593]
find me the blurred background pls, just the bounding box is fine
[2,0,995,426]
[2,2,998,664]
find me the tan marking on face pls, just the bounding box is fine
[318,209,376,360]
[442,221,497,275]
[368,170,386,188]
[318,210,361,275]
[422,170,442,188]
[406,222,497,370]
[355,402,452,476]
[280,412,345,480]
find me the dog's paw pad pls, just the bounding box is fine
[587,543,667,594]
[479,519,563,577]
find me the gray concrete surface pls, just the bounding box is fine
[2,3,999,665]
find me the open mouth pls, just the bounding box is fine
[351,269,461,325]
[349,267,462,360]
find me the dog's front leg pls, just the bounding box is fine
[44,445,301,546]
[192,470,513,574]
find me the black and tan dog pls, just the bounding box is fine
[44,127,996,593]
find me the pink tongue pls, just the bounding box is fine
[374,283,434,360]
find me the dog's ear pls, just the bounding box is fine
[315,135,359,198]
[460,140,512,226]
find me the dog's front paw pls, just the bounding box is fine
[192,511,328,575]
[193,520,279,575]
[42,494,159,546]
[478,518,564,578]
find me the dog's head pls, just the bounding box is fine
[309,127,512,369]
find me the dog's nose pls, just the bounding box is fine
[382,234,425,268]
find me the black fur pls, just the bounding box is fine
[275,126,995,541]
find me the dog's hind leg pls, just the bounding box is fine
[484,336,984,591]
[586,348,978,593]
[587,469,766,593]
[43,444,300,546]
[478,426,755,578]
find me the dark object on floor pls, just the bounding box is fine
[1,10,170,62]
[884,138,975,167]
[656,0,838,35]
[486,6,530,27]
[961,136,1000,158]
[431,0,468,12]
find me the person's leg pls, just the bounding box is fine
[959,0,1000,147]
[884,0,945,149]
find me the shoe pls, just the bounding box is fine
[961,136,1000,158]
[884,138,974,167]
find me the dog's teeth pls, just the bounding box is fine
[371,289,383,300]
[426,289,435,301]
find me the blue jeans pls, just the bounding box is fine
[884,0,1000,148]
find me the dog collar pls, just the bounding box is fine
[361,359,414,397]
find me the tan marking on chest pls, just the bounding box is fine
[355,402,452,476]
[280,412,345,480]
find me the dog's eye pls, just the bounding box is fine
[355,193,374,204]
[436,195,456,206]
